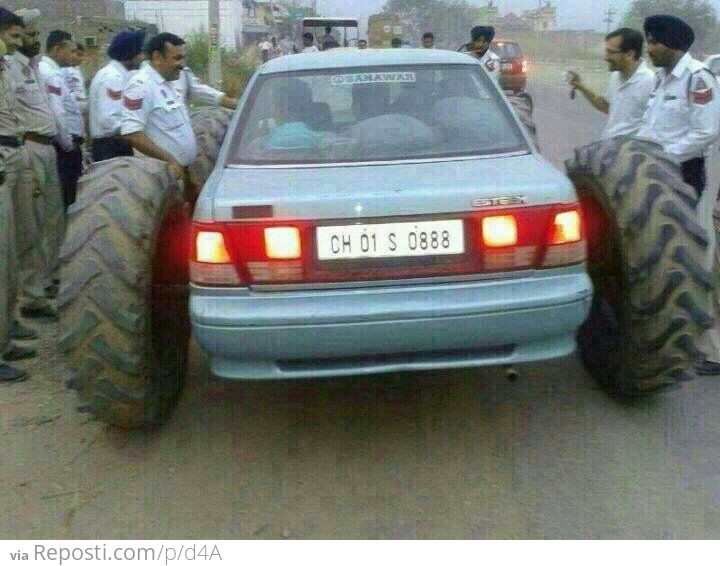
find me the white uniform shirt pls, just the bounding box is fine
[138,62,223,107]
[89,60,130,139]
[476,49,501,84]
[6,51,56,137]
[637,52,720,163]
[603,60,655,139]
[63,66,88,113]
[302,45,319,53]
[120,64,197,167]
[38,56,83,149]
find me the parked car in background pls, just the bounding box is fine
[459,40,528,93]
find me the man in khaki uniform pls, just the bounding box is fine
[0,11,35,381]
[9,8,60,321]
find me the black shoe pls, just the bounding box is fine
[2,344,37,362]
[10,320,38,341]
[0,363,27,382]
[45,284,59,299]
[20,305,59,323]
[694,359,720,376]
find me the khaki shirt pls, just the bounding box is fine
[0,59,22,139]
[6,51,56,137]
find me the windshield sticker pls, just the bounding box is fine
[330,72,416,86]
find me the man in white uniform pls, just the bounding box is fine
[63,42,87,114]
[121,33,197,184]
[635,16,720,375]
[569,27,655,139]
[89,29,145,162]
[469,26,500,84]
[39,30,84,209]
[301,33,319,53]
[89,29,146,162]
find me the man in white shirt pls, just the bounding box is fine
[39,30,84,209]
[258,37,272,63]
[469,26,500,84]
[89,29,145,162]
[63,42,87,114]
[301,32,319,53]
[634,16,720,376]
[121,33,197,185]
[280,35,295,56]
[569,28,655,139]
[139,60,236,110]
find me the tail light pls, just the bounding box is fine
[482,215,518,247]
[190,226,241,286]
[190,204,585,287]
[521,59,528,74]
[542,208,586,267]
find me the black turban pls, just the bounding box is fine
[471,26,495,42]
[644,15,694,51]
[108,29,146,61]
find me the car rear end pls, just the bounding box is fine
[491,41,528,93]
[189,51,591,379]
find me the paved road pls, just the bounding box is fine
[3,80,720,539]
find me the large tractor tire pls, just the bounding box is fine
[58,157,191,428]
[507,92,538,148]
[566,137,714,396]
[189,106,233,186]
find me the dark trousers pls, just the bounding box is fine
[681,157,706,199]
[54,143,83,210]
[91,137,133,162]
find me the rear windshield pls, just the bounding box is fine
[228,64,528,165]
[491,42,522,59]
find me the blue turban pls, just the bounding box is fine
[644,15,694,51]
[471,25,495,42]
[108,29,146,61]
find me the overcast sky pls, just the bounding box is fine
[316,0,631,32]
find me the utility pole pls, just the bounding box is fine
[208,0,222,88]
[603,5,616,34]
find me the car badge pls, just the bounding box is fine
[472,196,526,207]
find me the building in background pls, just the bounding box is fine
[475,1,500,26]
[522,1,558,32]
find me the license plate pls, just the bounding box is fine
[316,220,465,260]
[501,63,513,71]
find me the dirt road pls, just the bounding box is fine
[3,80,720,539]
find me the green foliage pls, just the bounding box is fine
[623,0,719,53]
[182,32,261,100]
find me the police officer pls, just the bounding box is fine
[39,30,84,209]
[0,14,36,382]
[64,42,87,114]
[121,33,197,184]
[635,16,720,375]
[88,29,145,162]
[9,8,61,320]
[138,58,237,110]
[469,26,500,84]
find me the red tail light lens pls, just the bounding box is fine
[542,207,586,267]
[190,226,241,286]
[521,59,528,74]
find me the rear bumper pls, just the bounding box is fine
[501,74,527,92]
[190,266,592,379]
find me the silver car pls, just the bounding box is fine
[190,48,592,379]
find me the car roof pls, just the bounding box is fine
[258,48,478,74]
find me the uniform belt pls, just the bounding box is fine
[0,135,23,148]
[24,132,54,145]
